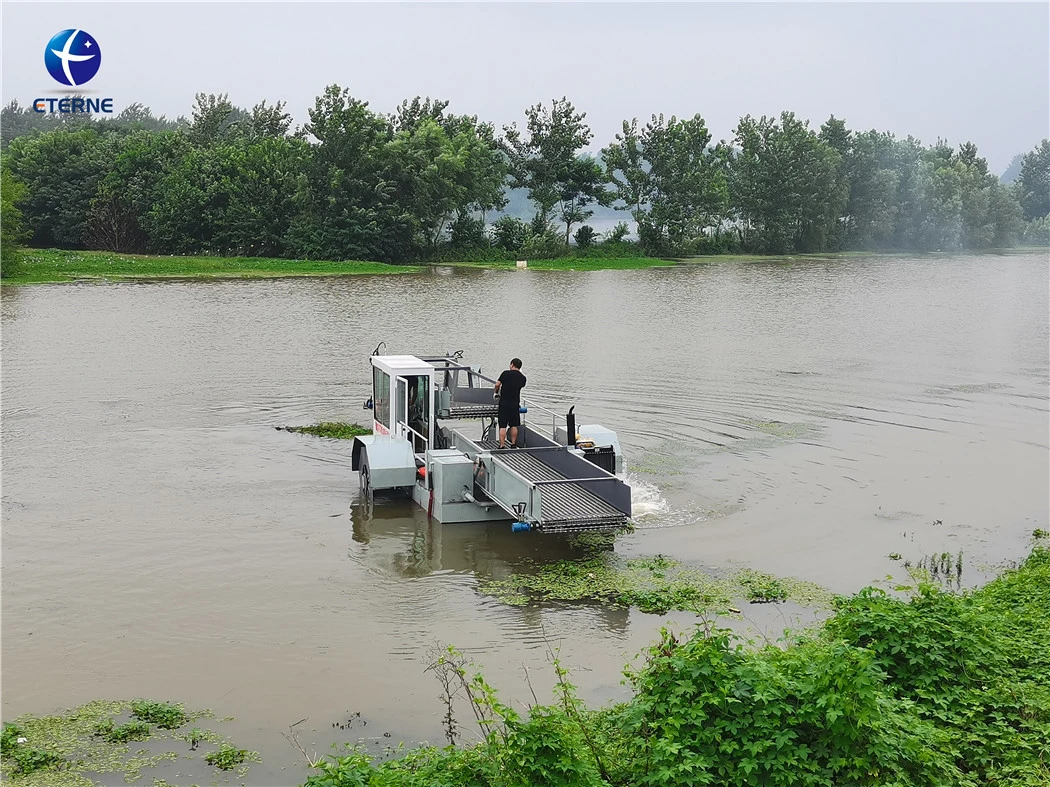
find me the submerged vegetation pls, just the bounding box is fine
[477,554,828,612]
[283,421,372,440]
[305,547,1050,786]
[0,699,255,785]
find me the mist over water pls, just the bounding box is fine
[2,252,1047,777]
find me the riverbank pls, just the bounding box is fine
[1,250,682,284]
[0,249,421,284]
[5,544,1046,786]
[7,247,1041,285]
[4,247,1046,286]
[301,544,1050,787]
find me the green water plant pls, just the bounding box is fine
[1,723,65,776]
[95,719,151,743]
[478,554,829,613]
[1,699,246,785]
[130,700,188,730]
[204,742,255,771]
[283,422,371,440]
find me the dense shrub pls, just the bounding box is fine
[303,548,1050,787]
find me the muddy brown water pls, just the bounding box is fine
[2,252,1048,782]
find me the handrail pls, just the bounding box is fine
[532,477,620,486]
[420,353,575,441]
[396,420,429,448]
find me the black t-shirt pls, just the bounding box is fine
[497,369,527,409]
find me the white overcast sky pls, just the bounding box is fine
[2,2,1047,172]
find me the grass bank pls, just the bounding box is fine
[0,249,420,284]
[304,545,1050,787]
[0,248,934,285]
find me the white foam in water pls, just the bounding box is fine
[623,473,670,519]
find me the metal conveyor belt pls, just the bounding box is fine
[480,444,628,532]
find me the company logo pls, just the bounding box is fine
[44,29,102,87]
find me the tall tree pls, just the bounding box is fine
[729,112,842,253]
[5,128,116,247]
[188,93,247,145]
[285,85,397,261]
[1016,139,1050,220]
[88,130,187,252]
[1,161,29,271]
[503,98,605,243]
[604,114,728,253]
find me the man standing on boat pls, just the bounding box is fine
[494,358,527,449]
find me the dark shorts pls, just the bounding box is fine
[498,406,521,428]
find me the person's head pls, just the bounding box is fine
[510,358,522,370]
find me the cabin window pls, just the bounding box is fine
[395,377,407,427]
[373,367,390,428]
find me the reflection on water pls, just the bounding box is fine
[2,252,1047,769]
[351,497,612,577]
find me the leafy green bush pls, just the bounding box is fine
[521,230,567,260]
[602,221,631,244]
[449,214,488,250]
[490,215,529,251]
[1,163,29,276]
[303,548,1050,787]
[573,225,597,248]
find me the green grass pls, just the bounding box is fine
[0,249,419,284]
[7,247,1032,286]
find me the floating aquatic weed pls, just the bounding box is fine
[281,422,371,440]
[741,417,819,439]
[0,700,245,786]
[735,569,789,603]
[129,701,188,730]
[478,554,830,614]
[204,742,257,772]
[95,719,150,744]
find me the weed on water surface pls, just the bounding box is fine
[478,553,829,614]
[95,719,151,744]
[1,699,251,786]
[204,742,256,771]
[283,422,371,440]
[130,701,188,730]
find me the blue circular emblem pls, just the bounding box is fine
[44,29,102,87]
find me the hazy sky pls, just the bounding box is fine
[3,2,1047,173]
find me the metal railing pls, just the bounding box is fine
[396,420,429,452]
[419,355,575,446]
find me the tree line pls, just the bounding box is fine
[2,88,1048,266]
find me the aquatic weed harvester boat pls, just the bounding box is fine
[352,350,632,533]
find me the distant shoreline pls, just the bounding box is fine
[2,247,1045,286]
